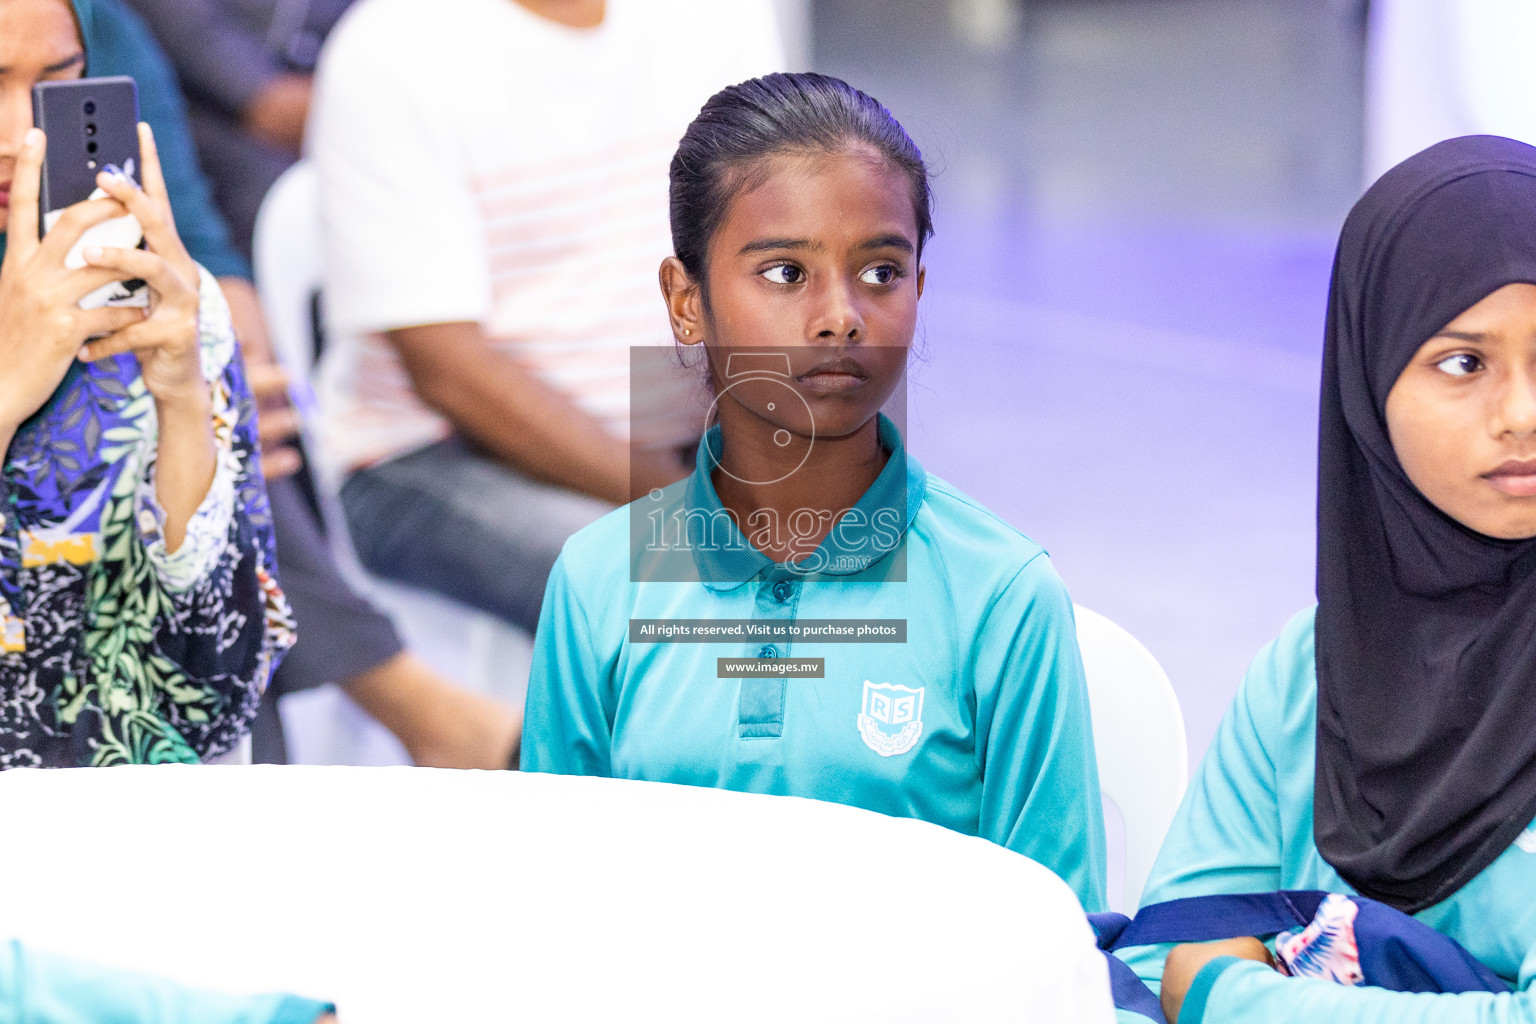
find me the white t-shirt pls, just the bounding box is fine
[311,0,784,471]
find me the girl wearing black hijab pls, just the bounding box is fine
[1122,134,1536,1024]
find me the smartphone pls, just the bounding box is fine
[31,76,148,309]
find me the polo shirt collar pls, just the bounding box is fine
[686,413,927,592]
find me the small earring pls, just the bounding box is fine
[683,329,692,336]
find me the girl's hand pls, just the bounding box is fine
[1161,938,1274,1023]
[77,123,207,411]
[0,128,156,437]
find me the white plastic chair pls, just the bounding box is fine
[252,161,531,764]
[251,162,327,408]
[1074,603,1188,912]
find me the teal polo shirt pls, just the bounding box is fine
[523,416,1107,912]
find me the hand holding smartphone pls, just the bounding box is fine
[0,123,148,436]
[1,80,209,434]
[31,76,149,310]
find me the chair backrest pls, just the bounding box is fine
[250,158,355,545]
[252,159,342,501]
[1074,603,1188,912]
[252,160,323,385]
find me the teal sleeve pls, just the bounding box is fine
[973,553,1108,913]
[0,940,333,1024]
[522,553,615,777]
[1116,622,1295,997]
[1178,955,1241,1024]
[87,0,252,280]
[1195,956,1536,1024]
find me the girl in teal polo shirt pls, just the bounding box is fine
[1130,135,1536,1023]
[521,72,1106,913]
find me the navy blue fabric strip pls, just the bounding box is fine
[1108,891,1324,951]
[1351,901,1509,993]
[1090,911,1132,950]
[1102,950,1167,1022]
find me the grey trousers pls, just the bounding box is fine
[339,437,611,632]
[254,472,405,763]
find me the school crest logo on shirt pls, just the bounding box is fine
[858,681,924,757]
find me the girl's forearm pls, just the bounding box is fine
[153,391,217,553]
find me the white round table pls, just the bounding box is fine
[0,766,1112,1023]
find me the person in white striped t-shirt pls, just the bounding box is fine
[310,0,784,629]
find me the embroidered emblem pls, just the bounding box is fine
[858,680,924,757]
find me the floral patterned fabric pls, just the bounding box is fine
[1276,893,1365,986]
[0,267,294,767]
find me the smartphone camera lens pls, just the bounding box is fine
[84,123,96,136]
[83,100,96,115]
[86,141,98,154]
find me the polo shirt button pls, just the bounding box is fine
[772,581,792,602]
[758,645,777,659]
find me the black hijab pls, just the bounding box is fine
[1315,135,1536,914]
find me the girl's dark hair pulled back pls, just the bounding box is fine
[669,72,933,280]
